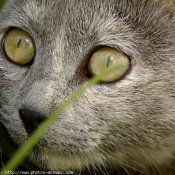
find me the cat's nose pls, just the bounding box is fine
[19,108,47,134]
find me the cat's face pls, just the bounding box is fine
[0,0,175,173]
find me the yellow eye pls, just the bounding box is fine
[87,47,130,82]
[4,28,35,65]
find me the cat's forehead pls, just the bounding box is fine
[0,0,120,45]
[0,0,174,65]
[0,0,169,38]
[1,0,113,30]
[3,0,136,54]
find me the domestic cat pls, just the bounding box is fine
[1,0,175,174]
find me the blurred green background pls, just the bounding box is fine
[0,0,6,9]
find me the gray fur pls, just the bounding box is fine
[0,0,175,174]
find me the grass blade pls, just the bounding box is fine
[1,65,122,174]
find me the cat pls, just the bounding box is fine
[1,0,175,174]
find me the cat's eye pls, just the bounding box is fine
[3,28,35,65]
[86,47,130,82]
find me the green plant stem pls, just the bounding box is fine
[1,65,121,174]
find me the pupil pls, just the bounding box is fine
[106,56,111,67]
[17,38,22,48]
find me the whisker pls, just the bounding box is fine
[122,154,144,169]
[92,140,143,175]
[0,135,11,142]
[0,148,5,170]
[117,160,143,175]
[97,165,109,175]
